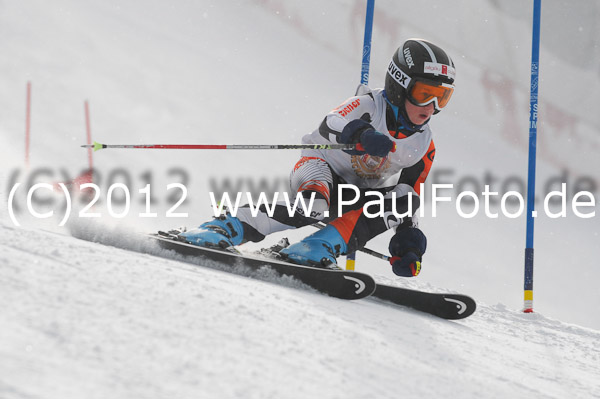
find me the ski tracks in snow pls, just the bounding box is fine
[0,224,599,399]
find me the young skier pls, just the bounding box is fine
[176,38,456,277]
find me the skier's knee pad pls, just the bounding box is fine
[293,191,329,220]
[290,156,333,210]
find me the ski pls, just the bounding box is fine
[371,284,476,320]
[148,234,376,300]
[149,234,475,318]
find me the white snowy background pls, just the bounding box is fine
[1,0,599,398]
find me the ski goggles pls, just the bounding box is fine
[406,78,454,111]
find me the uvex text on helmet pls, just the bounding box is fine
[385,39,456,109]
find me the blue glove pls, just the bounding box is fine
[389,252,421,277]
[388,227,427,277]
[340,119,395,157]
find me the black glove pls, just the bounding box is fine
[388,227,427,277]
[339,119,395,157]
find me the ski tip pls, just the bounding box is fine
[443,295,477,320]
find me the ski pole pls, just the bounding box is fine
[82,141,362,152]
[354,244,389,262]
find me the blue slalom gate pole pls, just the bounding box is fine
[347,0,375,271]
[360,0,375,85]
[524,0,542,313]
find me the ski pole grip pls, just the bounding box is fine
[354,142,396,153]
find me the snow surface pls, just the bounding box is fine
[2,221,600,399]
[1,0,600,398]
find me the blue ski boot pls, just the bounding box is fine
[178,215,245,249]
[279,224,347,268]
